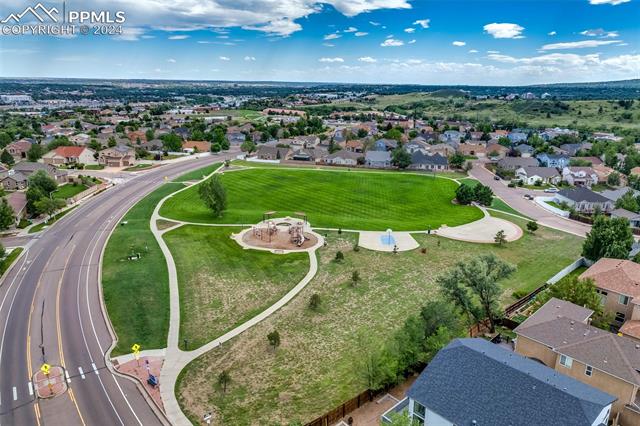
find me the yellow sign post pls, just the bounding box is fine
[132,343,141,366]
[40,364,51,375]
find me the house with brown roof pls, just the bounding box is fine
[255,145,290,161]
[345,140,364,153]
[42,146,97,166]
[98,145,136,167]
[181,141,211,153]
[514,298,640,425]
[5,140,32,161]
[457,143,486,158]
[580,258,640,339]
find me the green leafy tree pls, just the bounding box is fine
[335,250,344,262]
[267,330,281,351]
[0,198,15,230]
[387,412,419,426]
[34,197,66,219]
[384,128,403,142]
[28,170,57,194]
[437,254,516,332]
[26,144,45,162]
[391,147,412,169]
[145,129,155,141]
[526,221,539,233]
[198,175,226,218]
[351,270,361,286]
[108,136,117,148]
[455,184,475,205]
[0,132,11,149]
[474,184,494,206]
[217,370,231,394]
[607,171,621,187]
[494,229,507,245]
[582,215,634,261]
[449,153,465,168]
[160,133,183,152]
[615,191,639,213]
[1,150,14,166]
[308,294,322,311]
[240,139,256,153]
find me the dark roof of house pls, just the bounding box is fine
[497,157,539,168]
[411,151,448,166]
[537,152,570,160]
[558,187,610,203]
[518,166,559,178]
[516,297,593,330]
[407,338,616,426]
[325,149,361,161]
[365,150,391,162]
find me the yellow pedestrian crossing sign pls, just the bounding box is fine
[132,343,141,353]
[41,364,51,374]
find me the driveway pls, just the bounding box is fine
[469,162,591,237]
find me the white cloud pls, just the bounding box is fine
[369,21,382,26]
[548,31,557,36]
[468,49,479,53]
[324,33,342,40]
[589,0,631,4]
[114,26,146,41]
[483,23,525,39]
[323,43,335,47]
[408,39,416,44]
[487,50,500,54]
[452,41,466,46]
[355,32,368,37]
[406,59,423,64]
[319,57,344,62]
[580,28,619,37]
[381,38,404,47]
[413,19,430,28]
[244,56,256,61]
[541,39,623,50]
[359,56,377,63]
[168,35,190,40]
[167,58,176,63]
[219,56,230,61]
[343,27,358,33]
[404,28,415,33]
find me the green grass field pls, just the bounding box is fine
[160,168,483,231]
[176,219,583,424]
[52,183,88,199]
[0,248,24,277]
[172,163,221,182]
[163,225,309,349]
[102,184,182,355]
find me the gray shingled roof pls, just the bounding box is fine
[410,151,448,166]
[515,297,593,330]
[407,338,616,426]
[558,187,610,203]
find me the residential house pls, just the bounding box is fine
[323,150,361,166]
[12,162,67,183]
[439,130,463,143]
[1,171,28,190]
[540,127,579,141]
[290,147,327,162]
[580,259,640,337]
[5,140,32,161]
[507,131,528,144]
[485,143,509,159]
[365,150,391,168]
[373,138,398,152]
[515,166,561,185]
[42,146,97,166]
[6,191,27,224]
[592,164,617,184]
[514,298,640,425]
[429,143,455,157]
[457,143,486,158]
[181,141,211,153]
[382,338,616,426]
[497,156,539,171]
[292,135,320,148]
[408,152,449,171]
[255,145,290,161]
[593,132,623,143]
[537,152,571,169]
[514,144,535,158]
[612,209,640,228]
[603,187,640,203]
[559,143,585,156]
[345,140,364,153]
[555,187,613,214]
[226,128,246,145]
[404,139,430,155]
[98,145,136,167]
[562,167,599,187]
[127,130,147,144]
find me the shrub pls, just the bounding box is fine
[335,251,344,262]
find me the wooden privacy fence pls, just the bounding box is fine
[305,389,381,426]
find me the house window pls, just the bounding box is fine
[413,401,426,419]
[615,312,626,323]
[585,365,593,377]
[619,295,630,305]
[596,289,608,305]
[560,354,573,368]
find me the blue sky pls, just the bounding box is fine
[0,0,638,85]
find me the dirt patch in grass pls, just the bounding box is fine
[156,219,179,231]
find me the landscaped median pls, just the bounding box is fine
[175,218,584,424]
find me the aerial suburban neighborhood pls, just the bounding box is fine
[0,0,639,426]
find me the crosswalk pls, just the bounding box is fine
[0,363,106,406]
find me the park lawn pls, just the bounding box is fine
[159,168,483,231]
[102,184,182,356]
[52,183,88,199]
[163,225,309,349]
[545,200,570,211]
[172,163,221,183]
[176,218,583,424]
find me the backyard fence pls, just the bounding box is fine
[305,389,381,426]
[67,182,111,204]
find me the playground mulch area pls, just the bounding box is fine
[163,225,310,349]
[241,227,318,251]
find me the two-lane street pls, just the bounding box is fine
[0,152,236,426]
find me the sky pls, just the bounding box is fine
[0,0,638,85]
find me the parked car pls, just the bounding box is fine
[494,175,500,181]
[544,187,559,193]
[524,194,534,200]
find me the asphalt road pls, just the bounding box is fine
[470,162,591,237]
[0,152,237,426]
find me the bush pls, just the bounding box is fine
[512,289,529,299]
[353,243,359,252]
[308,294,321,311]
[335,251,344,262]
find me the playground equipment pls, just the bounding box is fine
[288,221,308,247]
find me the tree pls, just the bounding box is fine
[335,250,344,262]
[387,412,419,426]
[534,276,611,329]
[240,139,256,153]
[267,330,280,351]
[145,129,155,141]
[161,133,183,152]
[0,150,14,166]
[526,221,538,234]
[449,153,465,169]
[34,197,66,219]
[308,294,321,311]
[0,198,14,230]
[473,183,494,206]
[391,147,412,169]
[26,144,45,162]
[494,230,507,245]
[384,128,403,142]
[198,175,226,218]
[437,254,516,332]
[28,170,57,194]
[107,136,117,148]
[455,184,475,205]
[217,370,231,394]
[211,143,221,153]
[0,132,11,149]
[607,171,621,187]
[582,215,634,261]
[615,191,639,213]
[351,270,360,286]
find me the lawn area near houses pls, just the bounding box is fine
[52,183,88,199]
[175,219,583,425]
[163,225,310,349]
[159,167,483,231]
